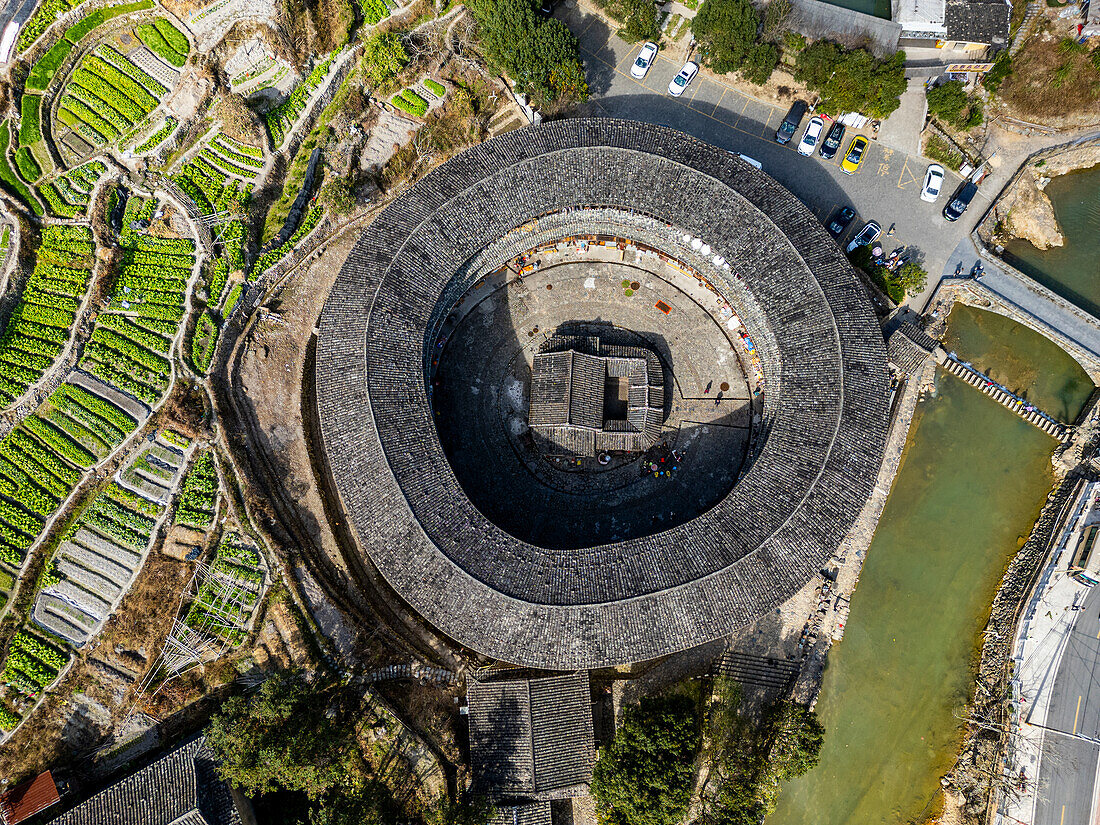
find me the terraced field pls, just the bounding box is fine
[264,55,335,147]
[77,196,196,405]
[33,436,184,645]
[37,160,107,217]
[184,531,265,646]
[0,225,95,407]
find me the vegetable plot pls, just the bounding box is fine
[0,225,94,407]
[77,197,195,405]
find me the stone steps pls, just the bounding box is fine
[942,358,1071,442]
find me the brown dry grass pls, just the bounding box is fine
[999,27,1100,121]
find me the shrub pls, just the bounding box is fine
[362,30,408,89]
[598,0,660,43]
[742,42,778,85]
[984,51,1012,91]
[925,134,963,171]
[361,0,390,24]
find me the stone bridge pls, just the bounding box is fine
[935,267,1100,386]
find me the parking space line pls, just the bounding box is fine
[897,156,920,189]
[711,87,727,116]
[761,108,777,137]
[616,44,639,72]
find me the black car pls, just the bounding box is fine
[943,180,979,221]
[775,100,808,144]
[826,206,855,238]
[819,121,845,160]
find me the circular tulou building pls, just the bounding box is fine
[316,119,890,670]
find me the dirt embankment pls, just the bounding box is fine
[989,143,1100,250]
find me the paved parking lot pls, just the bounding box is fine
[562,4,991,308]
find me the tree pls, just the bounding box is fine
[362,31,409,89]
[468,0,588,105]
[601,0,661,43]
[927,80,968,124]
[743,43,779,85]
[895,260,928,294]
[205,672,364,800]
[591,693,701,825]
[795,42,906,118]
[691,0,760,74]
[761,0,792,43]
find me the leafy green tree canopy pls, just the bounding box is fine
[468,0,588,104]
[794,41,906,118]
[591,693,701,825]
[362,31,409,88]
[205,672,363,801]
[691,0,760,74]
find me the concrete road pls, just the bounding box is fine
[562,4,993,309]
[0,0,40,49]
[1035,584,1100,825]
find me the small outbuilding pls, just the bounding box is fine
[468,671,595,802]
[528,335,664,457]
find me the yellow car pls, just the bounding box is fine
[840,135,869,175]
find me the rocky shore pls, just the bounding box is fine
[985,142,1100,250]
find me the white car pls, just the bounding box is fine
[631,41,658,79]
[796,116,824,157]
[667,61,698,97]
[921,163,945,203]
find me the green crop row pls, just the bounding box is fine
[175,450,217,527]
[43,407,110,460]
[251,205,323,277]
[50,384,135,435]
[423,78,446,98]
[189,311,219,375]
[107,480,161,517]
[0,121,43,216]
[10,631,68,669]
[16,0,79,54]
[264,56,334,146]
[19,94,43,145]
[222,283,243,317]
[14,147,41,183]
[136,117,177,153]
[215,133,263,159]
[208,260,229,306]
[391,88,428,117]
[94,45,167,96]
[136,21,187,67]
[0,226,93,404]
[63,0,155,43]
[23,414,96,469]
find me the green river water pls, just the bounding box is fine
[767,306,1092,825]
[1003,164,1100,319]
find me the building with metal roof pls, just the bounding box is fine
[0,771,59,825]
